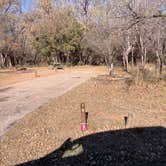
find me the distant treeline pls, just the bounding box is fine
[0,0,166,74]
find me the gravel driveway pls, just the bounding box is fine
[0,69,97,137]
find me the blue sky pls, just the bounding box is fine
[22,0,35,12]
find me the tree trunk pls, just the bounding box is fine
[123,46,132,72]
[0,53,5,68]
[131,47,134,69]
[53,56,57,63]
[85,54,90,64]
[66,54,70,63]
[156,50,163,78]
[108,55,114,77]
[159,60,163,78]
[139,35,147,70]
[109,63,115,77]
[125,53,129,72]
[104,55,108,66]
[123,51,126,71]
[4,53,8,67]
[33,54,38,65]
[47,56,51,65]
[141,53,144,67]
[8,55,12,68]
[141,47,147,70]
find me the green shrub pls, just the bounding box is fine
[65,62,73,67]
[77,61,84,66]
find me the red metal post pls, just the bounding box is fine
[81,103,88,131]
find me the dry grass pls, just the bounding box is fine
[0,67,57,86]
[128,64,166,85]
[0,67,166,165]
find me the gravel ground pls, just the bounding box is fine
[0,67,100,137]
[0,67,57,86]
[0,70,166,166]
[17,127,166,166]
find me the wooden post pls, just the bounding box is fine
[124,116,128,128]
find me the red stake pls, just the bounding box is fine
[81,103,88,131]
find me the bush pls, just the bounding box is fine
[77,61,84,66]
[65,62,73,67]
[130,66,159,85]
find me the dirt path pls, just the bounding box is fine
[0,69,98,137]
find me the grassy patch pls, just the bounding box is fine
[128,65,166,85]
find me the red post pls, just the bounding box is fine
[81,103,88,131]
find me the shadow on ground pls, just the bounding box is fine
[17,126,166,166]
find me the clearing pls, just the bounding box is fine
[0,66,105,137]
[0,67,166,165]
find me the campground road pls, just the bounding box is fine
[0,69,97,137]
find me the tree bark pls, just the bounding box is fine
[142,47,147,70]
[66,54,70,63]
[47,56,51,65]
[123,46,132,72]
[156,50,163,78]
[109,63,115,77]
[123,51,126,71]
[0,53,5,68]
[7,55,12,68]
[125,53,129,72]
[131,47,134,69]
